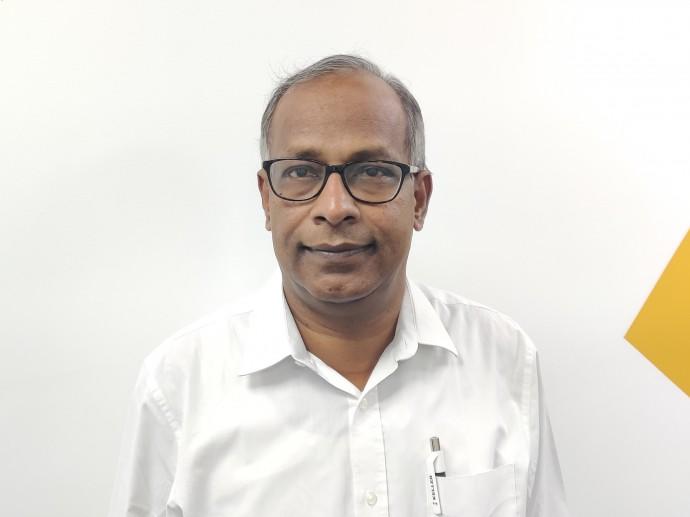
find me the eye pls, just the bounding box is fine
[349,163,398,179]
[363,166,390,177]
[284,165,320,179]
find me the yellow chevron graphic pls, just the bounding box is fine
[625,229,690,396]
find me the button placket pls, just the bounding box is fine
[348,388,388,516]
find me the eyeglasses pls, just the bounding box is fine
[262,158,420,204]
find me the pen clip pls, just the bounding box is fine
[430,437,446,476]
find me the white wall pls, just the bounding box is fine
[1,1,689,516]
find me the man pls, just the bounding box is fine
[109,54,569,517]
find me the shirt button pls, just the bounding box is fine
[360,397,368,410]
[365,491,377,506]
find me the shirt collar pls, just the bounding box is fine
[392,279,458,361]
[237,271,457,376]
[236,269,310,376]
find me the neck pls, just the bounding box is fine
[283,275,406,392]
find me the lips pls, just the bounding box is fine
[302,242,375,257]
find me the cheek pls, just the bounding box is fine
[369,203,415,252]
[268,201,307,248]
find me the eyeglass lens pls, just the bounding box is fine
[269,160,403,202]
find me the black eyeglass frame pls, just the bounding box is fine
[262,158,421,204]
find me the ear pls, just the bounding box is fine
[257,169,272,231]
[412,170,433,231]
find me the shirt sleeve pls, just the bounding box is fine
[108,361,179,517]
[526,351,570,517]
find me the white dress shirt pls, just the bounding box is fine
[109,271,568,517]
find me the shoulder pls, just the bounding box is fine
[413,281,525,330]
[411,280,538,366]
[132,292,264,429]
[138,293,257,403]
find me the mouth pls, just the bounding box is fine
[302,242,375,258]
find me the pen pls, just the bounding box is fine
[426,436,446,514]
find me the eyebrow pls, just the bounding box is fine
[290,147,396,162]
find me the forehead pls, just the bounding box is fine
[268,70,408,161]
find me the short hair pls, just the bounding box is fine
[260,54,426,169]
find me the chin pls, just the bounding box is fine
[301,273,379,305]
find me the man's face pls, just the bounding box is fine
[258,70,431,305]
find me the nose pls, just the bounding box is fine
[311,172,360,226]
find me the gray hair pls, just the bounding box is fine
[260,54,426,169]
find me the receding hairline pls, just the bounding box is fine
[267,68,409,152]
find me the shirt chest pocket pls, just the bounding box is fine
[435,463,518,517]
